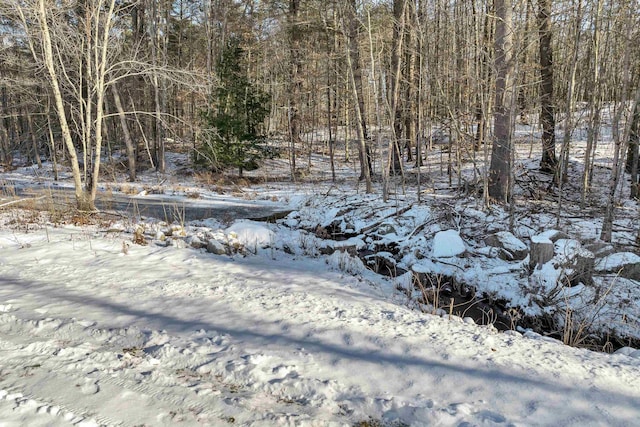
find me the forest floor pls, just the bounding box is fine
[0,121,639,426]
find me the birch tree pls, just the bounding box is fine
[10,0,118,210]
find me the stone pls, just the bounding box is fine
[485,231,528,261]
[188,235,206,249]
[376,223,397,236]
[595,252,640,280]
[206,239,227,255]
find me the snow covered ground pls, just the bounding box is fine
[0,208,638,426]
[1,123,639,425]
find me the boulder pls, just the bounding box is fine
[485,231,528,261]
[206,239,227,255]
[595,252,640,280]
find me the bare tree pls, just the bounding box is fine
[287,0,303,180]
[538,0,556,174]
[488,0,516,203]
[11,0,118,210]
[345,0,372,188]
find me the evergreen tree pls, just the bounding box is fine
[201,39,270,176]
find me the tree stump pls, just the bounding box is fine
[529,236,554,270]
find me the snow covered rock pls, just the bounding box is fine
[595,252,640,280]
[536,229,570,242]
[206,239,226,255]
[432,230,466,258]
[485,231,528,261]
[614,346,640,359]
[226,221,275,249]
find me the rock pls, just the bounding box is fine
[536,230,570,243]
[318,246,335,256]
[376,223,397,236]
[365,252,407,277]
[170,238,188,249]
[432,230,466,258]
[485,231,528,261]
[206,239,227,255]
[188,235,206,249]
[529,235,554,269]
[584,242,615,257]
[595,252,640,280]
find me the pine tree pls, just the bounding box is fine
[201,39,270,176]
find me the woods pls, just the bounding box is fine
[0,0,639,227]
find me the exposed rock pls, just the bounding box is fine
[206,239,227,255]
[485,231,528,261]
[376,223,397,236]
[432,230,466,258]
[188,235,206,249]
[584,242,616,258]
[365,252,406,277]
[529,235,554,270]
[595,252,640,280]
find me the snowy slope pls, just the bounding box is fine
[0,222,639,426]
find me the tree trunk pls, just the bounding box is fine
[581,0,604,207]
[390,0,406,176]
[287,0,302,181]
[35,0,90,210]
[627,97,640,199]
[538,0,556,174]
[346,0,372,189]
[111,83,137,181]
[488,0,515,203]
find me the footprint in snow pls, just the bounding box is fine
[79,379,100,395]
[343,334,353,346]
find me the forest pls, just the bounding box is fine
[0,0,638,232]
[1,1,640,424]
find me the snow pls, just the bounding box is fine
[531,234,552,244]
[1,219,639,426]
[2,119,640,425]
[431,230,466,258]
